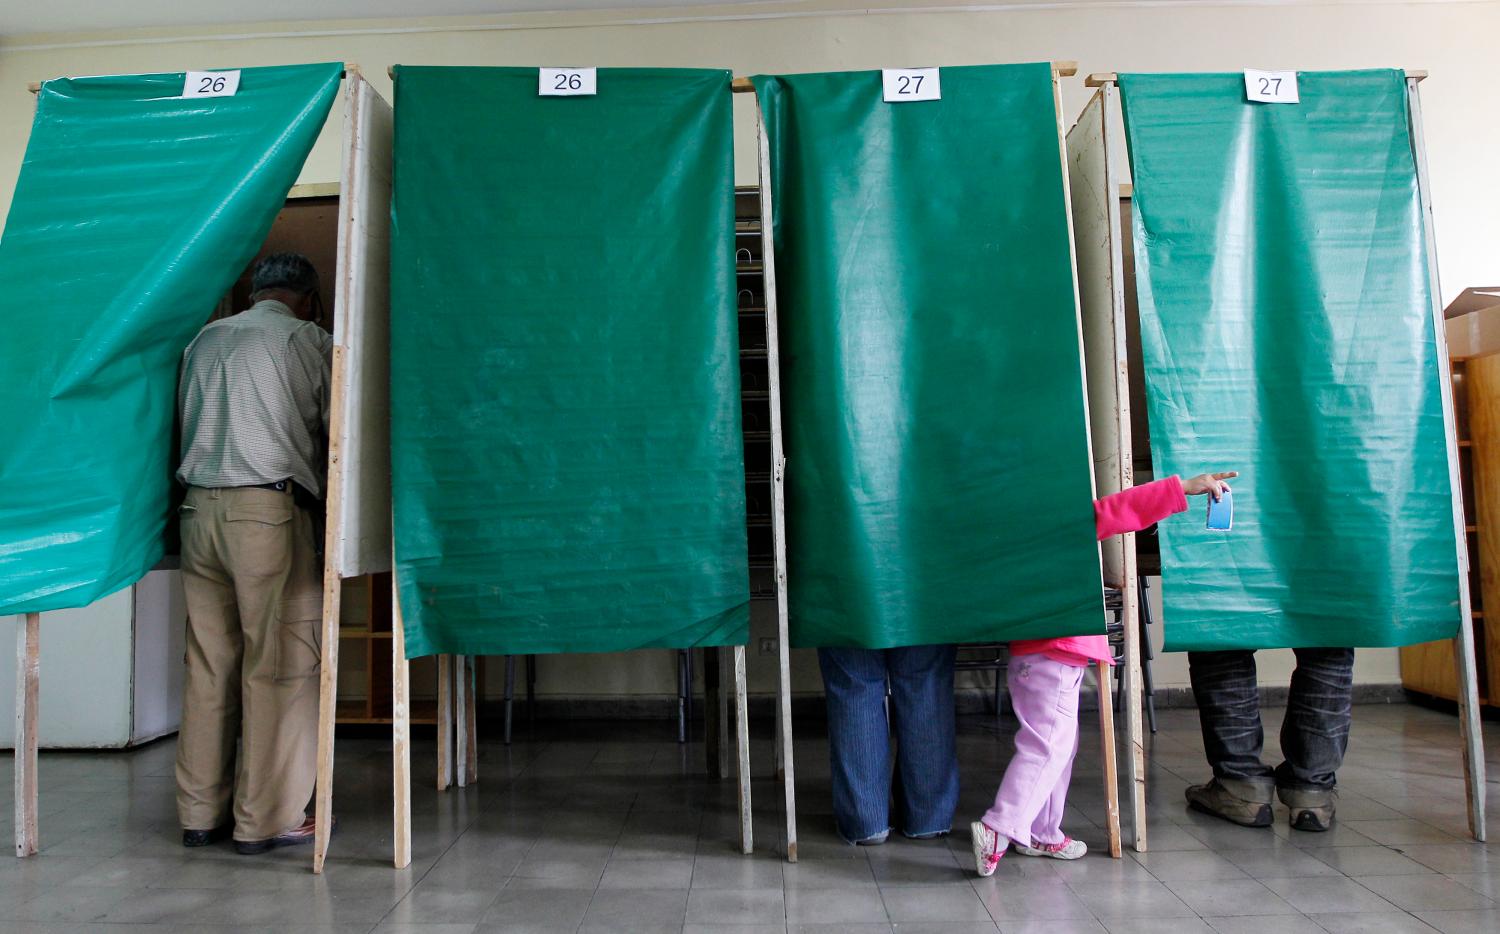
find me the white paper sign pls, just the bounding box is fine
[882,68,941,103]
[540,67,597,97]
[1244,69,1299,104]
[182,70,240,99]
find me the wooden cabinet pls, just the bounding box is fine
[1401,341,1500,705]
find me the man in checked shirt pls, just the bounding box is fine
[174,253,334,854]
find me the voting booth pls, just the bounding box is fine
[385,65,757,867]
[1069,68,1485,843]
[743,61,1132,859]
[0,62,397,867]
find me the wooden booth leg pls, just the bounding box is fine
[391,575,412,869]
[1453,626,1487,841]
[436,654,453,791]
[1121,566,1148,852]
[14,612,39,858]
[312,561,344,873]
[463,655,478,785]
[1095,660,1122,858]
[734,645,753,854]
[453,656,469,788]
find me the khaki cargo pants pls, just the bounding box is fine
[175,486,322,843]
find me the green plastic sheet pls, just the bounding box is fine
[0,63,343,616]
[1119,70,1461,651]
[390,66,749,658]
[752,64,1104,649]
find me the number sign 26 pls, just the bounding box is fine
[882,68,941,103]
[1244,69,1299,104]
[539,67,597,97]
[182,70,241,99]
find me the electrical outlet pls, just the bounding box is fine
[758,637,778,656]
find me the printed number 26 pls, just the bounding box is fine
[198,75,227,94]
[897,75,924,95]
[554,73,583,91]
[1258,77,1281,95]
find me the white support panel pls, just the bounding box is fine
[1054,71,1122,861]
[392,570,413,869]
[14,613,39,858]
[753,100,798,863]
[1065,80,1147,852]
[734,644,753,854]
[1407,75,1487,842]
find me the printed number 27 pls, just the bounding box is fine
[1258,77,1281,95]
[198,75,227,94]
[554,73,583,91]
[897,75,924,95]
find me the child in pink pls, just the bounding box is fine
[970,471,1236,875]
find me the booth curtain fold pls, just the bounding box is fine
[1118,70,1461,651]
[752,63,1104,649]
[0,62,344,616]
[390,66,749,658]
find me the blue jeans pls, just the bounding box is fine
[818,645,959,843]
[1188,648,1354,792]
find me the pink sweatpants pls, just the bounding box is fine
[981,654,1085,847]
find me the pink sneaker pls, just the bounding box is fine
[1012,836,1087,860]
[969,821,1005,877]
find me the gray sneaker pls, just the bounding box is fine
[1185,777,1274,828]
[1279,786,1336,832]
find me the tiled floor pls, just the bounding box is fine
[2,701,1499,933]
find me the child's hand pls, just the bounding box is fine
[1183,471,1237,501]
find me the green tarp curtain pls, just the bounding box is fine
[390,66,749,658]
[1118,70,1461,651]
[752,63,1104,648]
[0,63,343,615]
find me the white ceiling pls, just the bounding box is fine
[1,0,779,37]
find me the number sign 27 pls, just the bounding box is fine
[882,68,941,103]
[539,68,597,97]
[1244,69,1299,104]
[182,70,241,99]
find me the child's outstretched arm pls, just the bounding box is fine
[1094,471,1237,540]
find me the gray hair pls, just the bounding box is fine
[251,252,319,296]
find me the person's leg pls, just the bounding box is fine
[1185,650,1275,825]
[980,656,1083,846]
[887,644,959,838]
[223,488,323,846]
[175,488,244,842]
[1274,647,1354,831]
[818,647,894,844]
[1029,702,1080,847]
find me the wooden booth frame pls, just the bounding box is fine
[1078,69,1486,844]
[733,61,1131,863]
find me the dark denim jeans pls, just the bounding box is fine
[818,645,959,843]
[1188,648,1355,791]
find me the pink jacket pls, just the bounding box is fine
[1009,476,1189,665]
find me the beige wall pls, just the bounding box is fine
[4,0,1491,698]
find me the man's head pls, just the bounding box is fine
[250,252,321,321]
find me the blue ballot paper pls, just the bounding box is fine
[1206,488,1234,531]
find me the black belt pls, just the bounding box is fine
[249,480,291,493]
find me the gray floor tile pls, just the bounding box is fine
[785,888,889,924]
[879,885,992,923]
[597,857,694,889]
[693,853,786,889]
[687,888,788,924]
[1410,909,1500,934]
[1204,916,1325,934]
[1164,879,1299,917]
[788,925,894,934]
[993,921,1106,934]
[1132,850,1248,881]
[580,887,689,930]
[1070,880,1196,919]
[1310,914,1441,934]
[971,879,1093,921]
[1353,874,1497,911]
[784,860,879,889]
[478,886,593,928]
[1308,845,1438,876]
[1098,919,1216,934]
[1260,875,1397,913]
[682,925,787,934]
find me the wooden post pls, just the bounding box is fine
[14,612,39,858]
[463,655,478,784]
[454,656,469,788]
[753,97,799,863]
[734,644,753,854]
[436,654,453,790]
[391,570,412,868]
[1095,661,1122,858]
[1408,75,1487,842]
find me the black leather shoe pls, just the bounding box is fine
[235,814,334,855]
[182,824,232,848]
